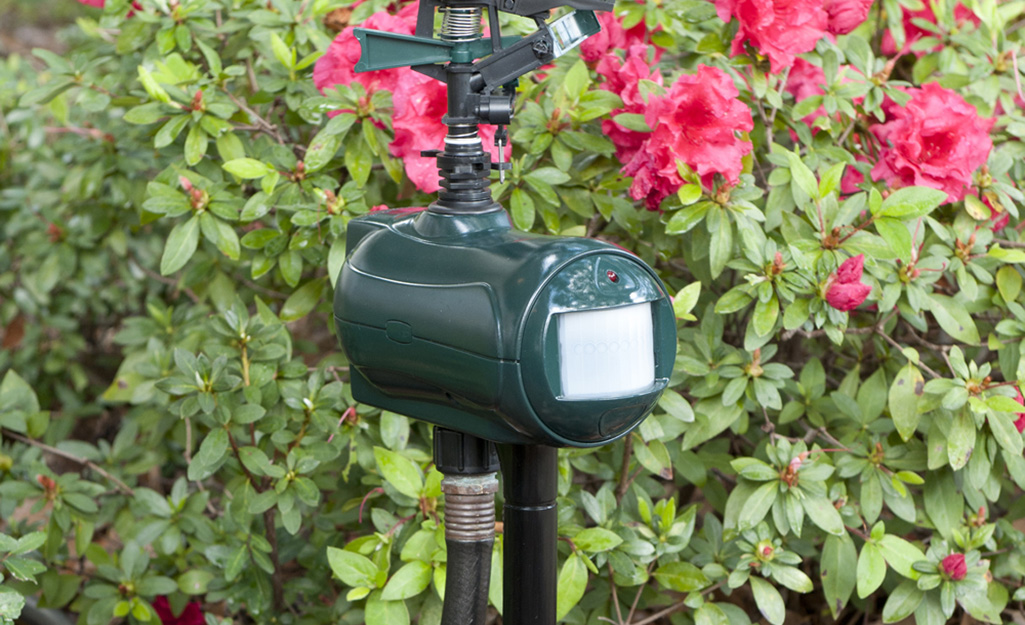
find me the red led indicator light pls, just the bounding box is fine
[607,270,619,283]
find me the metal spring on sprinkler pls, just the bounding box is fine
[439,6,483,42]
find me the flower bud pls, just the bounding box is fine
[940,553,967,581]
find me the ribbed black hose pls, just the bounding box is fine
[441,539,494,625]
[439,471,498,625]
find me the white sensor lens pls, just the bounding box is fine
[557,303,655,399]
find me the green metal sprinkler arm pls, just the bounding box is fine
[353,9,601,94]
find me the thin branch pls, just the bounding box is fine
[627,580,726,625]
[2,429,134,495]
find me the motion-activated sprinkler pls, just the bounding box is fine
[333,2,676,623]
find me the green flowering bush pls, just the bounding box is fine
[1,0,1025,624]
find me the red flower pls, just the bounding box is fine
[313,11,416,107]
[1013,389,1025,434]
[152,597,204,625]
[881,4,979,57]
[313,4,508,193]
[870,84,993,203]
[940,553,967,581]
[77,0,105,6]
[714,0,828,74]
[597,45,663,164]
[580,11,661,64]
[823,0,873,35]
[621,65,753,209]
[825,254,871,311]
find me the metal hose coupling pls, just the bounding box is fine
[442,474,499,542]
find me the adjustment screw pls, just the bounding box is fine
[532,39,550,58]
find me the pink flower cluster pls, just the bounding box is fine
[870,83,993,203]
[597,50,753,209]
[313,4,507,193]
[580,11,661,64]
[881,3,980,57]
[825,254,871,311]
[714,0,873,74]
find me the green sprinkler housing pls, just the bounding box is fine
[334,208,676,447]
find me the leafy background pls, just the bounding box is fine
[0,0,1024,624]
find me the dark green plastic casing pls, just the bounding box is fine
[334,207,676,447]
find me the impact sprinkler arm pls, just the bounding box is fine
[353,0,606,212]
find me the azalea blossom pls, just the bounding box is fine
[823,0,873,35]
[1013,389,1025,434]
[825,254,871,311]
[580,11,661,63]
[621,64,753,209]
[881,3,979,56]
[940,553,968,581]
[870,84,993,203]
[714,0,829,74]
[313,4,507,193]
[596,45,663,164]
[153,597,204,625]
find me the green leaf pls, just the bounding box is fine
[188,428,228,481]
[223,158,275,179]
[177,569,214,595]
[658,389,694,423]
[877,534,925,580]
[184,124,207,166]
[876,186,947,219]
[673,282,701,320]
[381,561,431,601]
[137,66,171,104]
[555,553,587,621]
[771,565,813,593]
[374,447,423,499]
[928,295,980,344]
[653,561,709,592]
[786,152,820,200]
[270,33,294,70]
[874,217,912,263]
[326,547,379,588]
[525,167,571,186]
[737,480,778,530]
[856,542,886,598]
[612,113,650,132]
[946,409,975,470]
[989,410,1025,456]
[821,533,857,618]
[923,469,961,539]
[510,188,535,231]
[304,130,342,174]
[573,527,623,553]
[881,580,924,623]
[752,292,779,337]
[889,363,924,441]
[802,494,844,536]
[749,576,784,625]
[154,115,190,149]
[365,591,409,625]
[665,201,712,235]
[160,215,200,275]
[708,208,733,279]
[280,279,325,322]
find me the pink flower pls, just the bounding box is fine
[714,0,828,74]
[621,65,753,210]
[153,597,204,625]
[940,553,967,581]
[597,45,663,164]
[870,84,994,203]
[313,5,508,193]
[825,254,871,311]
[580,11,661,63]
[77,0,105,6]
[313,11,416,107]
[881,4,979,56]
[1013,389,1025,434]
[824,0,873,35]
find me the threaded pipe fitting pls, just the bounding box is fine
[442,474,499,542]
